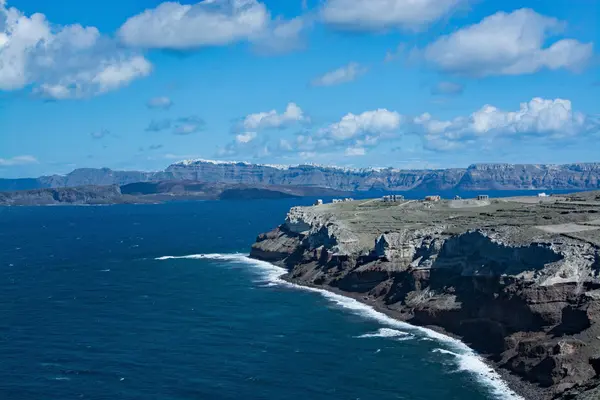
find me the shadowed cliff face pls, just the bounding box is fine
[250,196,600,400]
[2,161,600,192]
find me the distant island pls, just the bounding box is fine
[0,182,351,206]
[1,160,600,193]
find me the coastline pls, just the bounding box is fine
[156,252,534,399]
[277,269,541,400]
[242,252,535,400]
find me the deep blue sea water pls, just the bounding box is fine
[0,193,561,400]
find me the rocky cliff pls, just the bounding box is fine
[250,192,600,399]
[0,182,351,206]
[0,185,125,205]
[2,161,600,193]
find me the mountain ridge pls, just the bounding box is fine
[1,160,599,192]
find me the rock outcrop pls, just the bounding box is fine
[250,192,600,399]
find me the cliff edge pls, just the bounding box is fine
[250,192,600,399]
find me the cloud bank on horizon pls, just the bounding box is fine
[0,0,598,177]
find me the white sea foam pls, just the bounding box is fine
[156,253,524,400]
[356,328,411,339]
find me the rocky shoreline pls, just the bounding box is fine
[285,274,540,399]
[250,192,600,399]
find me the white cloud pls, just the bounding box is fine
[219,107,405,161]
[320,0,466,31]
[90,56,151,93]
[236,132,257,143]
[266,109,402,160]
[415,97,598,151]
[147,96,173,109]
[0,2,151,99]
[345,146,366,156]
[118,0,304,52]
[311,62,367,86]
[241,102,308,131]
[423,8,593,76]
[0,3,150,98]
[324,109,402,140]
[221,103,307,157]
[0,155,38,166]
[252,17,307,54]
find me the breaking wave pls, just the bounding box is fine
[355,328,412,339]
[156,253,524,400]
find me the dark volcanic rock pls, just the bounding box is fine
[250,193,600,399]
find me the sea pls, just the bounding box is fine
[0,191,573,400]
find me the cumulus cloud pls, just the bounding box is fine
[431,81,463,96]
[320,0,467,31]
[252,17,307,54]
[220,107,406,161]
[0,1,151,99]
[264,109,402,161]
[222,103,308,156]
[323,109,402,141]
[236,132,257,143]
[118,0,305,53]
[423,8,593,76]
[147,96,173,109]
[240,102,308,131]
[0,155,38,166]
[415,97,598,151]
[311,62,367,87]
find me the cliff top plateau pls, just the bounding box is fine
[251,191,600,399]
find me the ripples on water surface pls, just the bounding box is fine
[0,197,534,399]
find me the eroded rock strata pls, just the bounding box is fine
[2,161,600,193]
[250,192,600,399]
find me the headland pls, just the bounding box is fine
[250,191,600,399]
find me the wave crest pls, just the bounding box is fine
[356,328,411,339]
[156,253,523,400]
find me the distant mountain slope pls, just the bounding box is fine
[0,181,352,206]
[0,185,124,206]
[1,160,599,193]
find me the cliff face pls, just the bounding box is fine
[0,185,124,205]
[458,164,600,190]
[166,161,600,191]
[250,193,600,399]
[0,182,352,206]
[2,161,600,193]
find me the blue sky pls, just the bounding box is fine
[0,0,598,178]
